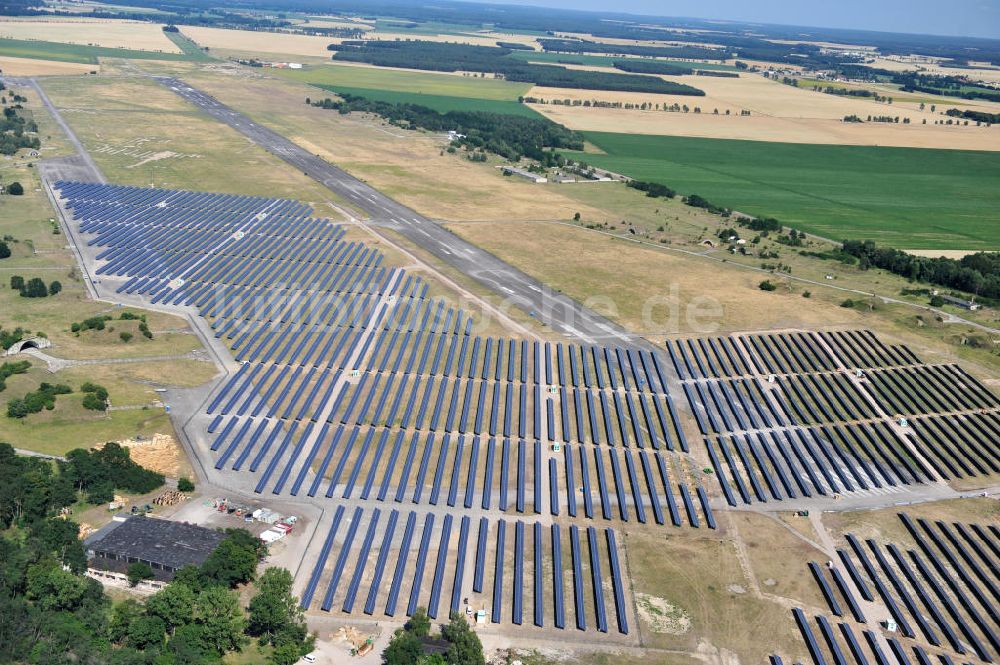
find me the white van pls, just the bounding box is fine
[302,654,317,664]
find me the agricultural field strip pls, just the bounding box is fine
[563,132,1000,250]
[56,181,714,634]
[785,512,1000,664]
[668,330,1000,504]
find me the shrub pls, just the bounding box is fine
[20,278,48,298]
[119,332,133,343]
[81,384,109,411]
[758,280,777,291]
[841,299,856,308]
[127,562,154,587]
[177,477,195,493]
[929,295,945,307]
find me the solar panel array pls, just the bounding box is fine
[57,181,718,634]
[669,331,1000,506]
[778,513,1000,664]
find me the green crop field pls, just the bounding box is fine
[566,132,1000,250]
[0,36,192,63]
[311,84,543,116]
[277,63,532,100]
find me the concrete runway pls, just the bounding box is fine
[153,76,653,350]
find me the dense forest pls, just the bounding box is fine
[841,241,1000,300]
[309,93,582,161]
[330,40,705,95]
[945,108,998,124]
[612,59,693,76]
[0,443,313,664]
[539,38,726,61]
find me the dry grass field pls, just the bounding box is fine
[527,75,1000,149]
[0,54,95,75]
[38,74,346,207]
[182,70,607,222]
[0,18,180,53]
[444,220,872,336]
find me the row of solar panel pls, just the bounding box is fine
[788,607,950,665]
[300,510,631,634]
[789,516,1000,665]
[58,180,312,216]
[667,329,919,381]
[206,416,714,527]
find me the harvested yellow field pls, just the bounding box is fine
[0,54,95,75]
[869,57,1000,86]
[527,75,1000,150]
[0,18,180,53]
[181,25,336,57]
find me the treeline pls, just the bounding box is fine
[1,103,40,156]
[611,59,692,76]
[835,65,1000,102]
[696,70,739,78]
[627,179,676,198]
[540,38,726,61]
[496,41,534,50]
[331,40,705,95]
[842,241,1000,300]
[309,94,583,161]
[945,108,998,124]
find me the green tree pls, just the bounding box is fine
[109,599,145,644]
[177,476,195,492]
[127,615,166,650]
[169,623,213,665]
[6,182,23,195]
[9,275,23,291]
[194,586,246,655]
[48,280,62,296]
[382,629,422,665]
[247,568,304,642]
[127,561,154,587]
[0,241,10,259]
[21,277,48,298]
[146,581,196,634]
[404,607,432,637]
[441,612,484,665]
[201,529,262,587]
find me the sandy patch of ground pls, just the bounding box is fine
[904,249,981,259]
[114,433,182,477]
[0,18,179,53]
[635,592,692,634]
[0,54,95,75]
[182,25,337,58]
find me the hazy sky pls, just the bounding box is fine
[466,0,1000,39]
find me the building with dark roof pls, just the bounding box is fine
[86,516,226,581]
